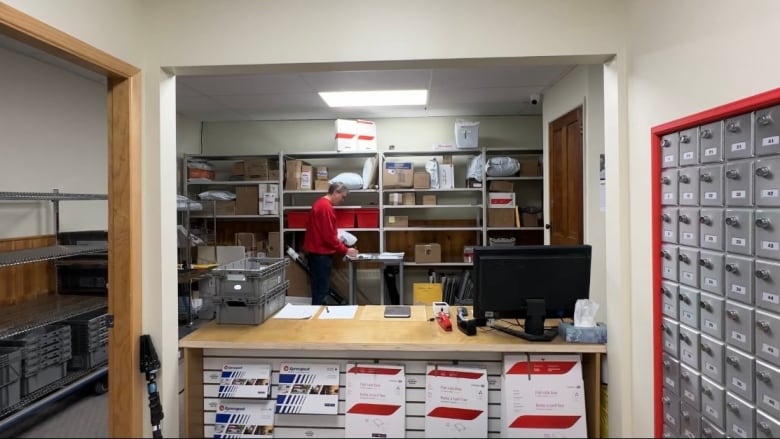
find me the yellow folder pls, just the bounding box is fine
[412,283,443,305]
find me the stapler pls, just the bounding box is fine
[456,307,477,336]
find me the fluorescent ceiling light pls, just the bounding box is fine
[319,89,428,107]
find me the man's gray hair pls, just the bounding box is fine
[328,182,349,195]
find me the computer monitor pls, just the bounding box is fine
[472,244,592,341]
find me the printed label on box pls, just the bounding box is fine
[276,362,340,414]
[425,365,488,437]
[214,400,275,438]
[218,363,271,398]
[345,363,406,438]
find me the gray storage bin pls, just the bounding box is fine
[0,347,22,388]
[0,379,20,411]
[211,257,288,299]
[215,281,289,325]
[68,343,108,371]
[21,361,67,396]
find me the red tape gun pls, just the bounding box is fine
[437,311,452,331]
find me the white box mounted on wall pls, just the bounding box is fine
[455,119,479,149]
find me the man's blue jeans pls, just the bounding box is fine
[308,253,333,305]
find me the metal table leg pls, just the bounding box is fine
[348,261,356,305]
[398,262,404,305]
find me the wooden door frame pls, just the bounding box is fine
[0,4,143,437]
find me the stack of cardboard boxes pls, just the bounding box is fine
[285,159,313,190]
[487,181,517,228]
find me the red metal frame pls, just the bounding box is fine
[650,87,780,437]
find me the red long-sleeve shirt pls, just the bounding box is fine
[302,196,348,255]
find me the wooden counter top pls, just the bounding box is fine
[179,305,607,353]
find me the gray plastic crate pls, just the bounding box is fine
[211,257,288,299]
[264,281,288,318]
[216,281,288,325]
[68,343,107,371]
[21,361,67,396]
[63,308,108,353]
[0,380,20,411]
[0,347,21,388]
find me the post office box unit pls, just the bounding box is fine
[725,393,756,439]
[661,169,679,205]
[755,104,780,156]
[725,254,755,305]
[725,160,754,207]
[702,376,727,429]
[724,114,753,160]
[725,301,755,354]
[662,387,682,435]
[662,280,680,319]
[678,128,699,167]
[700,164,725,207]
[661,132,680,169]
[700,208,725,251]
[756,410,780,439]
[755,259,780,314]
[700,417,726,438]
[678,286,700,327]
[755,310,780,367]
[700,121,724,164]
[755,360,780,419]
[701,334,726,385]
[754,157,780,207]
[678,247,700,288]
[663,352,682,395]
[700,292,726,340]
[661,244,679,282]
[680,401,701,438]
[699,250,725,295]
[754,209,780,259]
[679,167,700,206]
[680,324,701,369]
[662,207,679,243]
[725,346,755,402]
[678,207,700,247]
[725,209,754,255]
[663,316,681,357]
[679,363,702,410]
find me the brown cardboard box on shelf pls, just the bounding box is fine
[519,158,542,176]
[235,185,259,215]
[387,192,403,206]
[522,212,541,227]
[382,162,414,188]
[314,180,330,191]
[488,207,516,227]
[316,166,329,181]
[285,256,310,297]
[285,159,311,190]
[422,195,437,205]
[232,161,245,177]
[413,171,430,189]
[267,231,281,258]
[300,165,313,190]
[385,215,408,228]
[402,193,415,205]
[196,245,246,265]
[214,200,236,215]
[489,180,514,192]
[414,243,442,263]
[245,158,269,179]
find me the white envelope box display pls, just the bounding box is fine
[356,119,377,151]
[275,362,340,415]
[502,354,587,438]
[335,119,358,152]
[424,365,489,438]
[218,363,271,398]
[345,363,406,438]
[214,400,275,438]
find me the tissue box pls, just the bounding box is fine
[558,322,607,344]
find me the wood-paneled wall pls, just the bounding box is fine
[0,235,56,307]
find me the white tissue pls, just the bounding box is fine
[574,299,599,327]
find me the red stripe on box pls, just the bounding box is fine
[347,366,402,375]
[357,135,375,140]
[427,369,484,379]
[509,414,581,429]
[506,361,577,375]
[427,406,483,420]
[346,403,401,416]
[336,133,355,139]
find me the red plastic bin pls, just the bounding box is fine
[355,208,379,228]
[286,211,309,228]
[335,209,355,228]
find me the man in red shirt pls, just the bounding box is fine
[303,182,359,305]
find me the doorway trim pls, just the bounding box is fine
[0,3,143,437]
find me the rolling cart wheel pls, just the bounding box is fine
[94,375,109,394]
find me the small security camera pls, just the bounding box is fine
[530,94,541,105]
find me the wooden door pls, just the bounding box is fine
[549,107,584,245]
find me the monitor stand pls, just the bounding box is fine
[494,298,558,342]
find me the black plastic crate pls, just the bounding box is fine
[56,264,108,294]
[57,230,108,246]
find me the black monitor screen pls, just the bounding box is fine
[472,245,592,322]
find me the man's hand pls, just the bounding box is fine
[346,247,359,258]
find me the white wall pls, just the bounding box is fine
[0,45,107,237]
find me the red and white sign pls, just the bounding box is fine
[345,363,406,438]
[425,365,488,437]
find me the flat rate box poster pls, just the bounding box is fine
[345,363,406,438]
[218,363,271,398]
[424,365,488,437]
[214,400,275,439]
[275,362,340,415]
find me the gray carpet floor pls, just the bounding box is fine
[15,390,108,438]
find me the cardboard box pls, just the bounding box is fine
[387,192,403,206]
[522,212,541,227]
[235,185,259,215]
[422,195,437,205]
[413,171,431,189]
[276,362,340,414]
[335,119,357,152]
[488,192,516,208]
[285,256,310,297]
[245,158,270,179]
[489,180,514,192]
[382,162,414,188]
[316,166,329,181]
[415,243,442,263]
[218,363,271,398]
[425,365,488,437]
[214,200,236,215]
[284,159,306,190]
[502,354,587,438]
[356,119,377,151]
[231,160,245,177]
[314,180,330,191]
[345,363,406,438]
[519,158,542,176]
[488,208,516,227]
[215,400,275,437]
[438,163,455,189]
[385,215,408,228]
[267,231,281,258]
[259,183,279,215]
[300,164,313,190]
[196,245,246,265]
[402,193,415,205]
